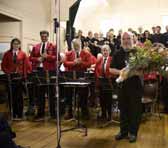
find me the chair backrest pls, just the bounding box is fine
[143,82,158,99]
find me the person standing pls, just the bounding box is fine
[95,45,112,121]
[110,32,143,143]
[63,39,92,120]
[29,30,57,120]
[1,38,32,120]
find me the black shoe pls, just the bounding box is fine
[64,112,73,120]
[81,111,90,120]
[18,145,31,148]
[82,114,90,120]
[34,115,44,122]
[161,108,168,114]
[25,109,35,116]
[129,134,137,143]
[115,132,128,140]
[98,115,107,122]
[107,115,111,121]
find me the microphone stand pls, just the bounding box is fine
[7,74,13,122]
[54,0,61,147]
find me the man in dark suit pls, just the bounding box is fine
[110,32,143,143]
[162,25,168,47]
[151,26,164,44]
[75,30,85,49]
[90,33,101,57]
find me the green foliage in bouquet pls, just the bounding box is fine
[128,40,168,75]
[129,46,149,70]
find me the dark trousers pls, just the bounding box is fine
[161,77,168,111]
[11,79,23,118]
[37,84,56,117]
[26,82,36,112]
[64,71,89,115]
[118,76,143,136]
[36,69,56,118]
[99,92,112,119]
[99,78,112,119]
[65,87,89,114]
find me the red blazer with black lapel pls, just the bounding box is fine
[95,56,112,78]
[1,49,32,78]
[64,50,92,72]
[29,42,56,71]
[95,56,112,87]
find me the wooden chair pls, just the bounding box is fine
[142,80,161,119]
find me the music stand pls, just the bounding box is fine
[59,81,90,136]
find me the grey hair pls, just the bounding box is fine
[71,38,82,50]
[101,44,111,53]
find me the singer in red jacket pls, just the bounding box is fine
[64,49,91,72]
[95,45,113,121]
[29,42,56,71]
[28,31,57,120]
[63,39,92,120]
[2,48,32,77]
[1,38,32,119]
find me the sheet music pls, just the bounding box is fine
[60,63,65,72]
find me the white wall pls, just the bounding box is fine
[52,0,77,21]
[51,0,77,51]
[74,0,168,35]
[0,0,79,52]
[0,22,21,40]
[0,0,52,53]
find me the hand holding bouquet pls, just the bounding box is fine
[116,41,168,83]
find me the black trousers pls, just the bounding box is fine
[25,80,36,115]
[64,71,89,115]
[118,76,143,136]
[161,77,168,111]
[11,79,23,118]
[99,78,112,119]
[37,84,56,117]
[36,70,56,118]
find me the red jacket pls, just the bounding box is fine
[29,42,56,71]
[1,49,32,77]
[64,50,92,71]
[91,55,97,65]
[144,72,162,81]
[95,56,112,78]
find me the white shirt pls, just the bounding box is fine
[39,42,48,67]
[13,49,19,56]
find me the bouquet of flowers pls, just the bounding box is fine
[116,40,168,83]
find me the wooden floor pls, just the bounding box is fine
[12,114,168,148]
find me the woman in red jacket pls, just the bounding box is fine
[1,38,32,120]
[95,44,112,121]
